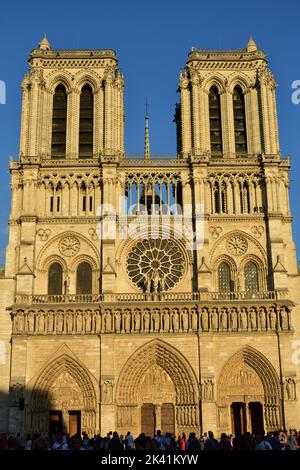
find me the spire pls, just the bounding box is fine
[144,98,150,160]
[246,35,257,52]
[39,34,51,51]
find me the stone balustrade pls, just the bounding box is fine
[14,290,288,306]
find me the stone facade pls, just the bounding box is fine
[0,36,299,438]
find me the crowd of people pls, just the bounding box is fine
[0,428,300,451]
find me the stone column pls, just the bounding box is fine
[179,73,192,156]
[154,404,161,432]
[191,76,201,154]
[28,73,42,157]
[249,86,262,155]
[221,89,235,158]
[62,409,69,434]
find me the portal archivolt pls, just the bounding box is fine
[217,346,281,432]
[116,339,199,434]
[28,354,98,435]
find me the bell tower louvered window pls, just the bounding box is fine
[233,86,247,153]
[79,85,93,158]
[51,85,67,158]
[209,86,223,155]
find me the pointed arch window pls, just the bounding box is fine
[209,86,223,155]
[244,261,259,292]
[218,262,233,292]
[79,85,93,158]
[76,262,92,294]
[233,86,247,154]
[48,262,63,295]
[51,85,67,158]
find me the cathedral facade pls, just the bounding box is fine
[0,36,299,438]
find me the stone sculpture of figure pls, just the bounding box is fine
[56,313,63,333]
[95,311,101,333]
[152,309,160,332]
[163,309,170,332]
[172,310,179,332]
[64,274,70,295]
[286,378,296,400]
[259,307,267,330]
[38,313,45,333]
[124,310,131,333]
[28,312,35,333]
[269,307,277,330]
[280,307,289,330]
[102,381,113,404]
[47,312,54,333]
[191,308,198,331]
[134,309,141,332]
[16,313,24,333]
[76,312,82,333]
[249,308,257,330]
[151,269,160,294]
[203,380,213,401]
[104,310,112,332]
[240,307,248,330]
[181,308,189,332]
[143,310,150,332]
[66,312,73,333]
[144,273,151,294]
[201,308,209,330]
[114,309,121,333]
[159,272,165,293]
[230,308,237,330]
[221,309,227,331]
[85,311,91,333]
[211,307,218,330]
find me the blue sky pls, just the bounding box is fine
[0,0,299,263]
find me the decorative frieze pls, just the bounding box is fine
[12,304,292,335]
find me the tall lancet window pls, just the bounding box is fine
[244,261,259,293]
[233,86,247,154]
[48,262,63,295]
[76,262,92,294]
[218,262,233,292]
[79,84,93,158]
[51,85,67,158]
[209,86,223,155]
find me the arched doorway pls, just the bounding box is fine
[28,354,98,436]
[217,346,281,435]
[115,340,199,437]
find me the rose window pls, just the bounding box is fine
[226,234,248,256]
[127,239,184,291]
[59,236,80,257]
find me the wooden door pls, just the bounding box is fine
[49,410,62,433]
[69,411,81,436]
[161,403,175,435]
[231,402,246,435]
[141,403,155,437]
[249,402,264,435]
